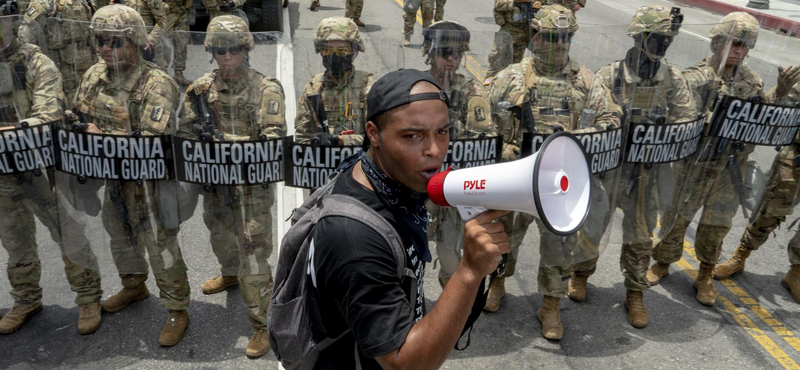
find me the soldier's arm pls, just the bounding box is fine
[667,66,698,123]
[18,0,57,44]
[488,71,521,162]
[147,0,172,45]
[231,0,245,6]
[462,79,496,138]
[339,75,374,147]
[495,0,516,12]
[25,52,65,126]
[293,88,316,144]
[573,72,623,135]
[176,88,200,139]
[139,72,180,135]
[257,79,287,139]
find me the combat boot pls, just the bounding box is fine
[403,34,411,47]
[694,262,718,306]
[173,70,192,86]
[714,246,751,280]
[78,302,102,335]
[781,264,800,303]
[159,310,190,347]
[483,276,505,312]
[201,275,239,295]
[309,0,319,10]
[625,290,648,328]
[536,295,563,340]
[567,274,588,302]
[102,284,150,313]
[0,302,42,334]
[246,327,271,358]
[352,18,365,27]
[646,262,670,285]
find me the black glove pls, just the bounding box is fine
[219,1,233,11]
[310,132,340,147]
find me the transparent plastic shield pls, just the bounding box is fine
[485,25,624,268]
[0,14,67,270]
[55,22,184,276]
[172,30,289,288]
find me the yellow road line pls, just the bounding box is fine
[682,242,800,353]
[391,0,486,81]
[673,256,800,369]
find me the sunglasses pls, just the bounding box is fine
[537,32,574,44]
[212,45,245,56]
[96,36,125,49]
[320,46,353,57]
[434,47,464,59]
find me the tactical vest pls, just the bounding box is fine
[44,0,94,49]
[308,70,370,135]
[197,70,281,140]
[522,59,586,133]
[612,61,672,125]
[0,46,35,126]
[76,61,162,135]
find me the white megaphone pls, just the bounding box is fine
[427,131,592,236]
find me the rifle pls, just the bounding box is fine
[306,93,330,146]
[14,169,61,237]
[513,1,539,39]
[509,99,537,157]
[190,90,241,238]
[726,141,750,219]
[73,109,143,259]
[625,108,665,196]
[448,90,462,139]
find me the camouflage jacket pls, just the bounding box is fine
[489,57,621,161]
[127,0,174,45]
[439,71,496,140]
[766,83,799,144]
[597,59,696,125]
[179,68,287,141]
[294,69,373,146]
[201,0,245,13]
[19,0,96,46]
[73,57,179,136]
[0,42,65,127]
[683,57,764,115]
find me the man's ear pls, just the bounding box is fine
[366,120,379,149]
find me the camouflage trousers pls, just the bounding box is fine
[102,185,189,311]
[428,204,464,278]
[486,21,530,78]
[165,9,189,71]
[203,186,274,328]
[0,175,102,306]
[539,175,614,297]
[345,0,363,19]
[403,0,446,35]
[578,164,659,291]
[739,144,800,265]
[499,211,535,278]
[653,162,739,265]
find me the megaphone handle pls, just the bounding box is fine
[456,205,489,221]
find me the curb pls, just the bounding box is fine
[674,0,800,37]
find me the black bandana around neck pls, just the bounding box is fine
[349,151,432,263]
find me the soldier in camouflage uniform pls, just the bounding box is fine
[0,9,103,335]
[72,5,191,346]
[344,0,365,27]
[117,0,175,70]
[17,0,98,102]
[485,0,540,78]
[402,0,447,47]
[163,0,190,85]
[177,15,285,358]
[201,0,248,25]
[646,12,766,308]
[295,17,373,147]
[420,20,495,288]
[713,74,800,303]
[486,5,621,340]
[569,5,695,328]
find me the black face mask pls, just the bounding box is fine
[322,54,354,75]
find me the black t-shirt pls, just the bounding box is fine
[311,165,426,370]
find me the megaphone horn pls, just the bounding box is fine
[427,131,593,236]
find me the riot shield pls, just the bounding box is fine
[53,21,187,287]
[0,14,76,288]
[172,29,289,328]
[485,24,624,287]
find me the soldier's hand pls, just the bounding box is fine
[310,132,340,146]
[572,3,582,11]
[0,126,15,131]
[776,65,800,99]
[338,129,354,138]
[85,123,102,134]
[461,210,510,279]
[533,0,542,9]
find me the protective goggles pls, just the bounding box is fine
[320,45,353,57]
[432,47,464,59]
[95,36,126,49]
[212,45,245,56]
[537,32,574,44]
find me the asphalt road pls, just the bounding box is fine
[2,0,800,368]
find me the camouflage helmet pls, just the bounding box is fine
[90,5,147,46]
[422,20,470,56]
[532,5,578,33]
[204,15,255,51]
[709,12,759,48]
[313,17,364,54]
[626,5,683,37]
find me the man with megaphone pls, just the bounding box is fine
[589,5,696,328]
[485,4,623,340]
